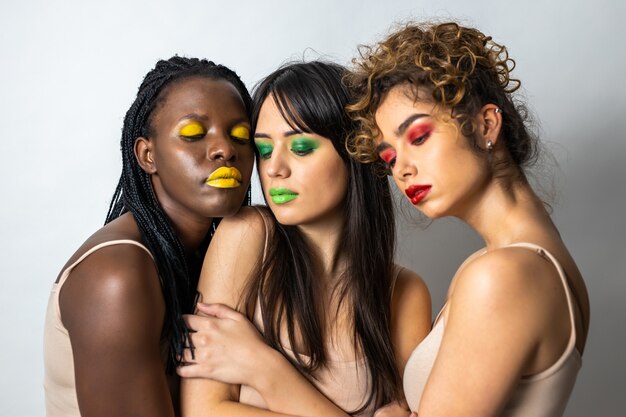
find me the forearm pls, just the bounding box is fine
[251,349,350,417]
[181,378,297,417]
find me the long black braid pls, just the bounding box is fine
[105,56,252,373]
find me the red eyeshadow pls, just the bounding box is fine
[406,123,433,143]
[379,148,396,164]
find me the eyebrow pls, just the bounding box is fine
[396,113,430,136]
[375,142,390,154]
[253,129,306,139]
[178,113,208,122]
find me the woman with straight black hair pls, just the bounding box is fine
[179,61,431,417]
[43,56,254,417]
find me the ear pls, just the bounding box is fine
[475,104,503,150]
[134,137,157,174]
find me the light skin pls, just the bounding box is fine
[58,76,254,417]
[371,84,590,417]
[178,96,431,417]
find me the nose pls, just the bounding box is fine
[265,149,290,179]
[393,148,417,181]
[208,131,236,162]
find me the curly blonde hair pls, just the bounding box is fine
[346,21,536,173]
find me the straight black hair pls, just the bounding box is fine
[242,61,401,412]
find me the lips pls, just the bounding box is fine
[269,188,298,205]
[405,185,431,205]
[205,167,242,188]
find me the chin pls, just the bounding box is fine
[412,200,447,220]
[270,211,299,226]
[203,191,248,218]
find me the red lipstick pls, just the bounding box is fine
[405,185,431,205]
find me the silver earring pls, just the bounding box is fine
[494,108,501,113]
[486,140,494,152]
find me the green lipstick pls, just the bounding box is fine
[269,188,298,204]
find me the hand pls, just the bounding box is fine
[374,401,416,417]
[176,303,271,387]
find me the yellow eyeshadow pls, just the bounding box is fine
[179,122,206,137]
[230,125,250,141]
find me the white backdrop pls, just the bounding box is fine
[1,1,624,415]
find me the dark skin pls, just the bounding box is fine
[58,76,254,417]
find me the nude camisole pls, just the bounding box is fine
[238,208,399,416]
[403,242,582,417]
[43,239,153,417]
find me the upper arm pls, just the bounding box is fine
[181,207,267,416]
[196,207,267,308]
[390,266,432,373]
[417,251,550,417]
[60,244,174,417]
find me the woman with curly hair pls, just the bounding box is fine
[346,22,590,417]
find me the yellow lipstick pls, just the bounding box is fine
[206,167,242,188]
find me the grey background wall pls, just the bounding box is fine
[1,0,624,415]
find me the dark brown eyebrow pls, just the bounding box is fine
[253,129,307,140]
[396,113,430,136]
[375,142,391,154]
[284,129,305,136]
[178,113,209,123]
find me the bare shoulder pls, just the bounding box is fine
[213,205,271,242]
[60,241,164,348]
[448,247,563,335]
[454,247,560,300]
[197,206,271,307]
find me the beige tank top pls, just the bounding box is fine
[43,239,153,417]
[403,242,582,416]
[238,300,375,416]
[238,207,399,416]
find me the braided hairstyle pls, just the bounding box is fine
[105,56,252,372]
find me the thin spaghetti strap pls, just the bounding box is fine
[505,243,577,350]
[57,239,153,287]
[251,206,271,262]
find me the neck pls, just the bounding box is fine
[459,179,554,249]
[297,210,345,277]
[170,216,213,255]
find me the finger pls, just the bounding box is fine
[196,302,243,321]
[180,345,198,364]
[176,363,201,378]
[183,313,217,331]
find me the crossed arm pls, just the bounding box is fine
[178,208,432,417]
[178,208,352,417]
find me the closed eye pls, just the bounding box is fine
[379,147,397,169]
[230,125,251,144]
[290,137,319,157]
[406,123,433,147]
[255,141,273,160]
[179,122,206,140]
[410,132,430,146]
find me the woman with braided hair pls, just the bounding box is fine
[43,56,254,417]
[346,22,590,417]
